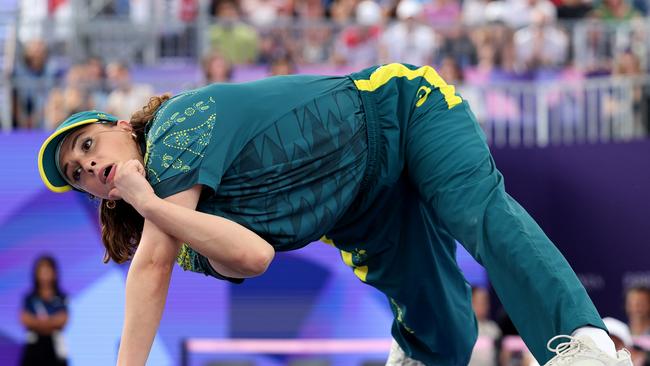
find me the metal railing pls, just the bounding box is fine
[469,75,650,147]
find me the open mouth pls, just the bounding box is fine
[102,165,113,184]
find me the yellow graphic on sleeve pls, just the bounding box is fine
[320,236,335,245]
[390,298,415,334]
[353,63,462,109]
[320,236,368,282]
[341,249,368,282]
[415,86,432,107]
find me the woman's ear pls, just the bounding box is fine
[116,120,133,132]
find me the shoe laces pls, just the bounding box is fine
[546,335,584,365]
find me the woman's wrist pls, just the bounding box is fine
[136,192,161,220]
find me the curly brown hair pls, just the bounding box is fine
[99,93,171,263]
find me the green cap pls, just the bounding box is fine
[38,110,119,193]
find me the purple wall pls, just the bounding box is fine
[492,140,650,320]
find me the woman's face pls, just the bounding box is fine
[36,261,55,286]
[57,121,143,199]
[626,289,650,319]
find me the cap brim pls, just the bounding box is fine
[38,118,100,193]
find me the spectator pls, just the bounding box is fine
[462,0,494,27]
[209,0,260,64]
[105,62,155,120]
[240,0,280,27]
[18,0,72,44]
[573,19,614,75]
[12,39,59,129]
[332,0,384,67]
[504,0,557,28]
[329,0,359,25]
[44,64,95,129]
[300,23,334,64]
[269,55,297,75]
[423,0,462,29]
[19,255,69,366]
[84,56,109,111]
[437,25,477,68]
[513,9,569,72]
[201,51,234,84]
[295,0,327,20]
[556,0,593,19]
[438,56,485,121]
[626,286,650,336]
[380,0,438,66]
[591,0,641,20]
[468,286,501,366]
[257,26,298,65]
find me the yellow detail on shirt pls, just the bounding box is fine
[341,250,368,282]
[321,236,368,282]
[353,63,462,109]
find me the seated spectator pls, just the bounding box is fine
[438,56,485,121]
[329,0,359,25]
[332,0,384,68]
[44,63,95,129]
[468,286,501,366]
[513,9,568,72]
[626,286,650,336]
[590,0,641,20]
[44,64,95,129]
[269,55,296,76]
[380,0,438,66]
[240,0,285,27]
[19,255,69,366]
[423,0,462,29]
[84,56,109,111]
[504,0,557,28]
[436,25,477,69]
[300,23,334,64]
[12,39,59,129]
[209,0,260,65]
[202,51,234,84]
[257,26,298,66]
[462,0,492,27]
[105,62,155,120]
[573,19,614,75]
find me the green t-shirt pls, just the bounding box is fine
[144,75,368,276]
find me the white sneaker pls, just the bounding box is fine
[543,335,632,366]
[385,339,425,366]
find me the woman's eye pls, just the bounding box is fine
[82,138,92,152]
[72,167,82,182]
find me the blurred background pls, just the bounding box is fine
[0,0,649,365]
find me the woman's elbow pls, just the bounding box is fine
[239,244,275,276]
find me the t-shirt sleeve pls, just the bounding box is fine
[22,294,35,314]
[176,244,245,284]
[144,91,226,198]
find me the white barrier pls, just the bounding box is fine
[470,75,650,147]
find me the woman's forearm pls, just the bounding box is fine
[48,311,68,330]
[116,259,173,366]
[20,312,52,334]
[140,196,274,277]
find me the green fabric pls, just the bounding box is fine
[144,64,606,364]
[324,64,606,365]
[144,75,368,272]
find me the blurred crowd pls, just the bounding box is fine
[8,0,650,129]
[469,285,650,366]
